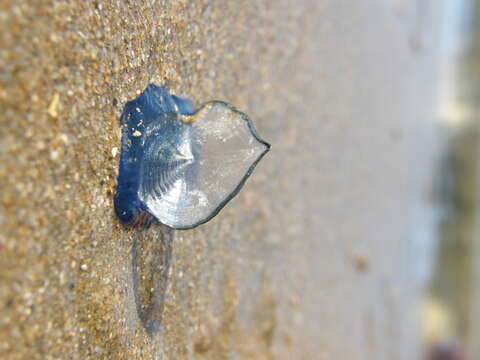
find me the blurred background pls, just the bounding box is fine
[423,0,480,359]
[2,0,480,359]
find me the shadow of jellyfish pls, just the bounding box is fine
[131,226,173,333]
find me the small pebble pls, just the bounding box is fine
[47,93,60,118]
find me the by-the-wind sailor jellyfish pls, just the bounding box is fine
[114,84,270,230]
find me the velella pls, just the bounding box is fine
[114,84,270,230]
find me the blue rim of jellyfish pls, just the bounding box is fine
[114,84,271,230]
